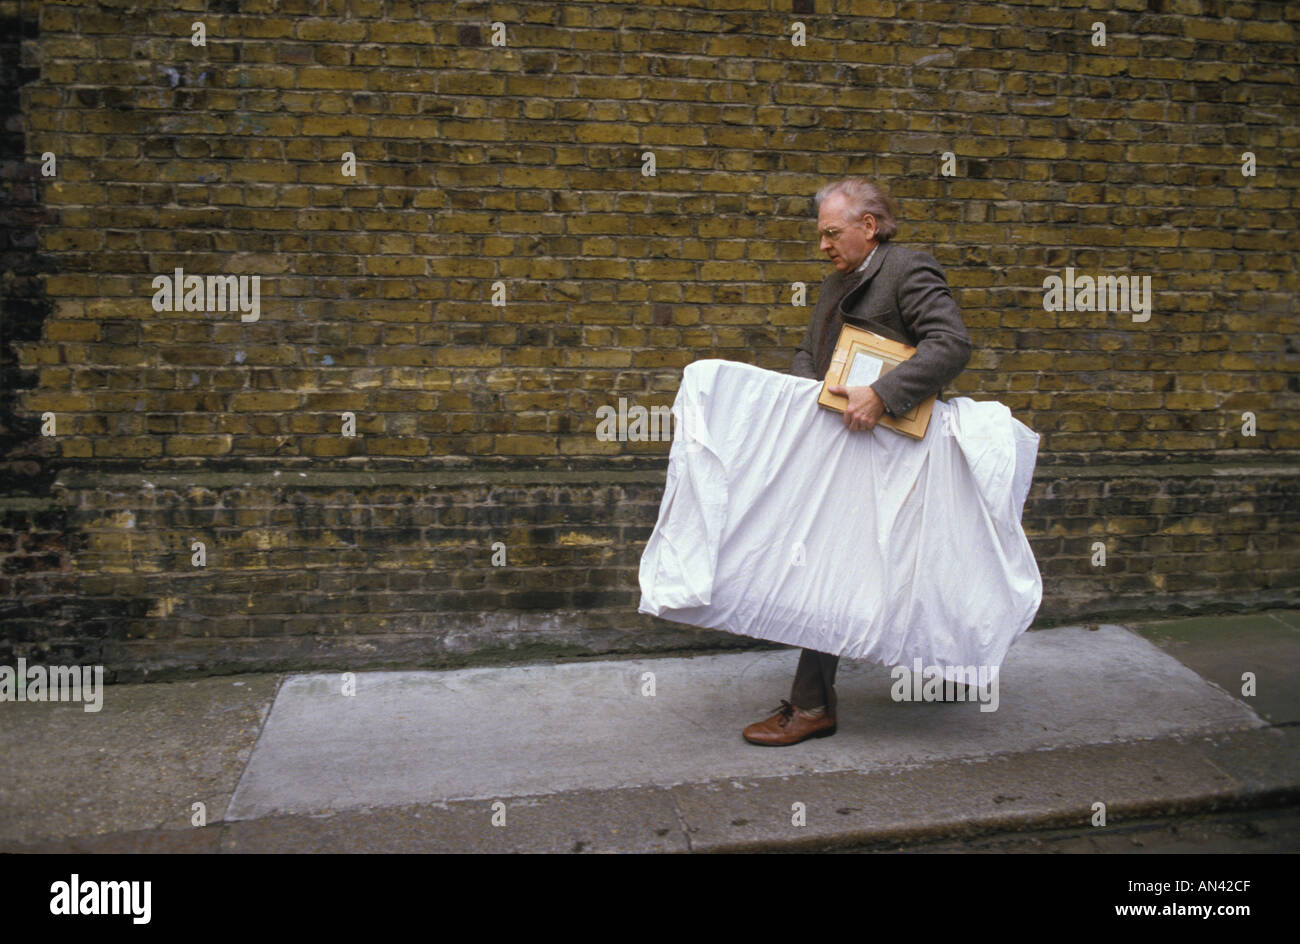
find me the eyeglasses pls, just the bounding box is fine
[817,216,874,242]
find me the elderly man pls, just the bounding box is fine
[742,177,974,746]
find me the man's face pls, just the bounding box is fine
[817,194,878,274]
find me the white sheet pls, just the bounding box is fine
[637,359,1042,673]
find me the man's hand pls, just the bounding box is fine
[828,384,886,432]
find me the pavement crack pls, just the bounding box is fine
[669,790,694,853]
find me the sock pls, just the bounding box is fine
[798,704,826,717]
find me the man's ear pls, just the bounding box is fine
[861,213,878,240]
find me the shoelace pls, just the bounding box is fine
[770,699,796,726]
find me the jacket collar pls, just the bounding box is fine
[836,241,891,312]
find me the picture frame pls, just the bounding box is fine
[816,323,936,439]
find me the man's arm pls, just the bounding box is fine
[790,346,817,380]
[790,279,831,380]
[867,251,972,416]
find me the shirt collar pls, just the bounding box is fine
[854,244,879,273]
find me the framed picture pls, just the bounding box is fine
[816,323,936,439]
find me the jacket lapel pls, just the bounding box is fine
[836,242,890,315]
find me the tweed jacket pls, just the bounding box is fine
[789,241,973,418]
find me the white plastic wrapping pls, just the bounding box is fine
[637,359,1042,673]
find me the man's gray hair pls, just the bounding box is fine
[814,178,899,242]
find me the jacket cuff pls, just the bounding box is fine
[869,379,905,417]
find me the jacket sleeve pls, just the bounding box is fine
[868,251,972,416]
[790,345,817,380]
[789,279,829,380]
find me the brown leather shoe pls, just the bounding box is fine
[742,699,837,746]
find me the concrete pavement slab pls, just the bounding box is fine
[1,825,224,854]
[1133,611,1300,724]
[851,805,1300,854]
[226,624,1264,820]
[1265,609,1300,630]
[1189,726,1300,796]
[0,673,281,845]
[220,788,688,854]
[669,735,1244,852]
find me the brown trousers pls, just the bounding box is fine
[791,648,840,716]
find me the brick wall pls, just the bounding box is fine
[2,0,1297,677]
[4,462,1298,682]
